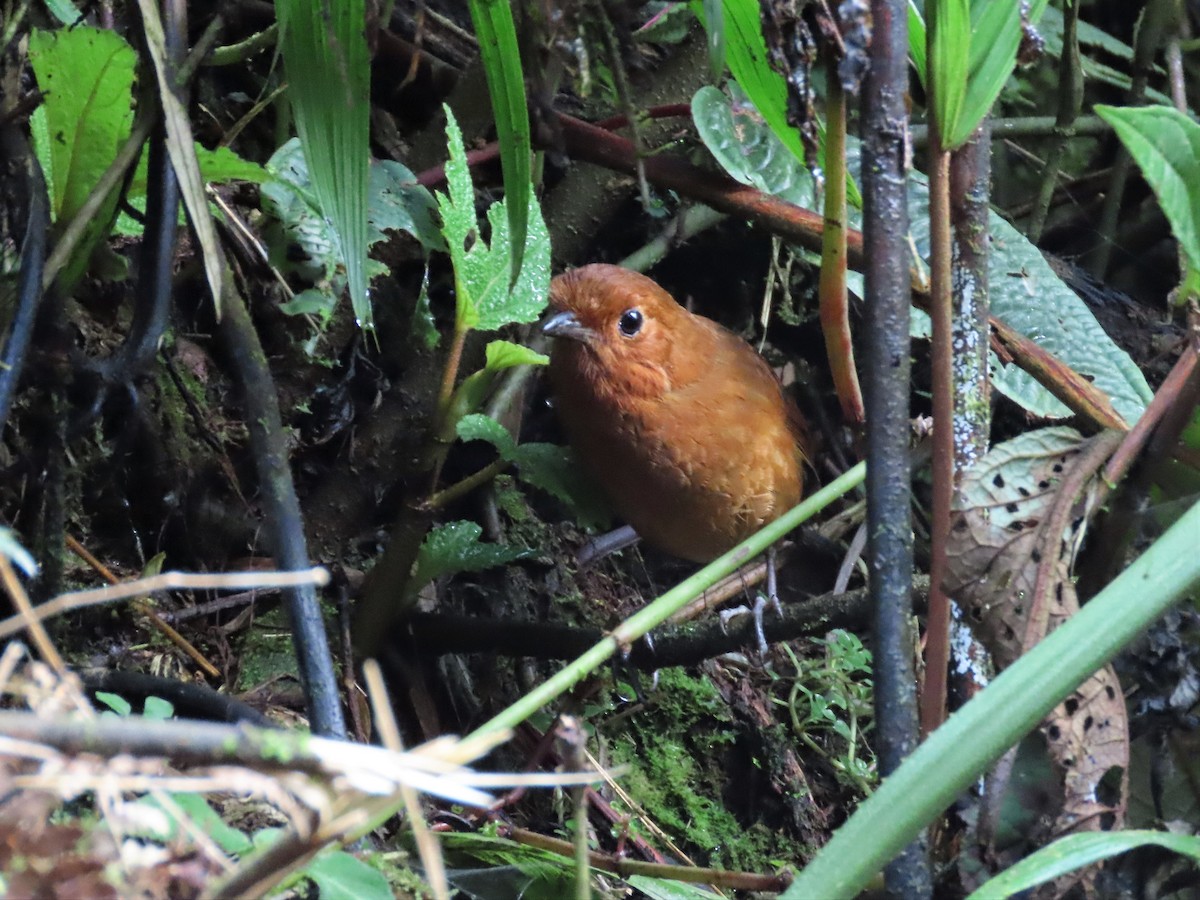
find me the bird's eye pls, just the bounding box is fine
[617,308,644,337]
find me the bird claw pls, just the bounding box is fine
[719,594,774,657]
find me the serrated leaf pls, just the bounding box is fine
[409,521,530,594]
[436,107,551,332]
[1095,104,1200,275]
[277,0,371,328]
[485,339,549,370]
[304,850,392,900]
[457,413,517,458]
[693,86,1152,424]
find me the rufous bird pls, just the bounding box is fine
[542,264,809,641]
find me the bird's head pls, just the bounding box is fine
[542,264,701,401]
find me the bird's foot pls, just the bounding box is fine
[719,593,775,657]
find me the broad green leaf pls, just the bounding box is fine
[928,0,970,144]
[967,831,1200,899]
[694,86,1153,423]
[277,0,372,328]
[1095,104,1200,275]
[304,849,392,900]
[485,339,550,370]
[467,0,530,284]
[436,108,551,332]
[630,875,723,899]
[28,27,135,222]
[28,26,135,290]
[696,0,806,168]
[692,84,817,210]
[409,521,530,595]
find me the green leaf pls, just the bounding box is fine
[304,849,392,900]
[485,339,550,370]
[457,413,517,458]
[509,443,612,531]
[928,0,970,144]
[912,0,1052,148]
[277,0,372,328]
[28,26,135,290]
[701,0,726,81]
[967,831,1200,899]
[692,84,817,210]
[629,874,723,900]
[409,521,530,595]
[1095,104,1200,275]
[95,691,133,716]
[436,107,551,333]
[142,696,175,721]
[131,793,254,856]
[952,0,1051,147]
[456,415,610,530]
[908,1,928,89]
[28,27,135,222]
[467,0,530,285]
[696,0,806,167]
[44,0,82,25]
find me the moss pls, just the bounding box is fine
[605,669,782,871]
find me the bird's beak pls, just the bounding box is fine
[542,311,596,344]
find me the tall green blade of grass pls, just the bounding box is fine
[467,0,531,284]
[277,0,372,329]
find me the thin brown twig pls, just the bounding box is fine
[0,555,66,674]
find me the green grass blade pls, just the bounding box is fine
[467,0,530,285]
[277,0,372,329]
[968,831,1200,899]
